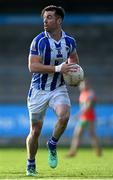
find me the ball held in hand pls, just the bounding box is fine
[63,64,84,86]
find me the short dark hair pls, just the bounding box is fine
[41,5,65,20]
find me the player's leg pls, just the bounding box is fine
[47,86,70,168]
[53,104,70,139]
[26,88,48,175]
[89,121,102,156]
[26,117,43,160]
[26,113,44,176]
[66,121,84,157]
[47,104,70,168]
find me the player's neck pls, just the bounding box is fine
[49,29,62,42]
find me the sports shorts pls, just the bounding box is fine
[78,120,90,128]
[27,85,71,121]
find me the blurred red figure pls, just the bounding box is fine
[66,79,102,157]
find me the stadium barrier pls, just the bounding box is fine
[0,104,113,147]
[0,14,113,25]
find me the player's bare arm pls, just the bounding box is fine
[84,99,94,111]
[28,55,56,73]
[28,54,78,74]
[68,51,79,64]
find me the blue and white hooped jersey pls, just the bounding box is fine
[29,30,77,91]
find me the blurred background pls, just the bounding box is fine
[0,0,113,147]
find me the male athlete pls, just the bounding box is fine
[66,80,102,157]
[26,5,79,176]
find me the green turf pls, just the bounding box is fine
[0,147,112,179]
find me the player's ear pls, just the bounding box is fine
[58,18,62,25]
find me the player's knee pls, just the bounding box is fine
[31,126,41,138]
[58,113,69,123]
[58,115,69,129]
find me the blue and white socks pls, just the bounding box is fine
[47,136,58,150]
[27,159,36,170]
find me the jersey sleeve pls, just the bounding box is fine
[29,37,44,57]
[70,38,77,53]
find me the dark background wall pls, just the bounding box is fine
[0,0,113,14]
[0,22,112,104]
[0,1,113,104]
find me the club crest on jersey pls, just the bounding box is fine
[54,42,62,58]
[56,48,62,58]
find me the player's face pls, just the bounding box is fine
[43,11,61,33]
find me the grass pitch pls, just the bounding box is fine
[0,147,112,179]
